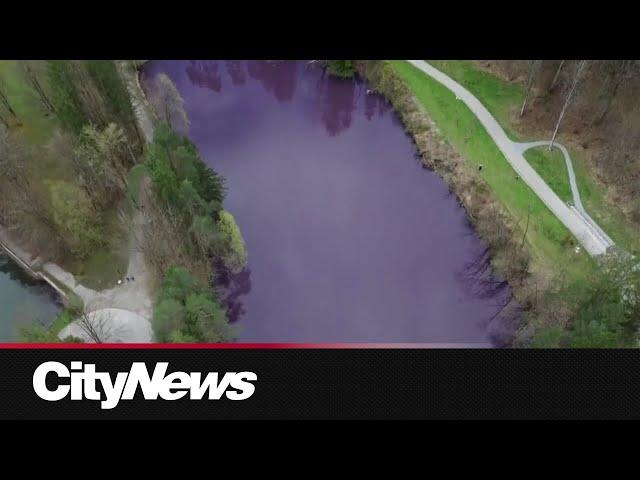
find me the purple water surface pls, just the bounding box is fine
[141,60,512,344]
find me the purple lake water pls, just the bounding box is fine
[141,60,512,345]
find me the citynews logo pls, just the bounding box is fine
[33,361,257,410]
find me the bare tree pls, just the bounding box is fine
[0,76,17,119]
[78,312,107,343]
[595,59,633,125]
[520,60,542,116]
[550,60,587,150]
[19,61,56,114]
[76,310,123,343]
[149,73,190,133]
[70,123,131,211]
[548,60,565,92]
[136,177,212,282]
[80,123,131,182]
[0,125,63,247]
[68,61,109,128]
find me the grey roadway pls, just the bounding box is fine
[406,60,613,256]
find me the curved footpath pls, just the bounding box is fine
[515,141,614,249]
[406,60,613,257]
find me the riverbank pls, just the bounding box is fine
[428,60,640,259]
[0,252,62,340]
[137,60,508,344]
[356,61,530,343]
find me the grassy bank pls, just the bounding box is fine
[389,60,595,284]
[424,60,640,257]
[386,60,640,346]
[525,146,640,257]
[428,60,525,140]
[523,147,572,203]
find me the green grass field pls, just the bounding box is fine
[390,60,596,282]
[1,60,128,289]
[419,60,640,258]
[0,60,57,144]
[523,147,573,203]
[556,148,639,256]
[428,60,525,139]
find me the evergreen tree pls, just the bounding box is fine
[46,60,86,133]
[86,60,139,144]
[326,60,355,78]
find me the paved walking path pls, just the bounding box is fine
[406,60,613,256]
[515,141,614,249]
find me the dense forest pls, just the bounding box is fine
[0,60,247,342]
[1,62,137,258]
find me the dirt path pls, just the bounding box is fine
[52,203,154,341]
[116,60,155,143]
[57,62,158,342]
[406,60,613,257]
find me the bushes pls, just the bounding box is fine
[194,158,226,206]
[146,143,180,204]
[217,210,248,274]
[49,180,104,259]
[86,60,137,142]
[146,123,225,210]
[326,61,355,79]
[153,266,235,342]
[20,308,85,343]
[530,257,640,347]
[46,61,86,133]
[190,214,219,252]
[48,60,139,148]
[142,123,247,340]
[20,324,61,342]
[143,123,245,277]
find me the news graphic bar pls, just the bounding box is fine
[0,348,639,420]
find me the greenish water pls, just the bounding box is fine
[0,253,61,341]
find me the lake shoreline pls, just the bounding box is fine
[0,224,69,306]
[356,61,533,345]
[140,60,511,345]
